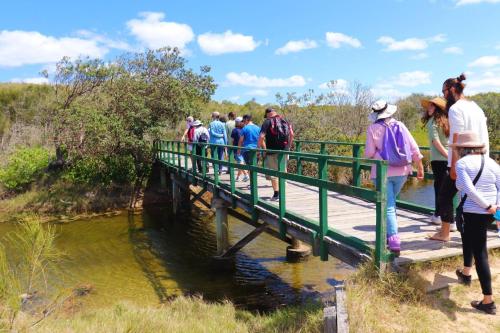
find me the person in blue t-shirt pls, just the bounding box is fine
[237,114,261,166]
[231,117,248,181]
[208,111,227,174]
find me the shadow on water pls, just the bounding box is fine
[130,203,343,311]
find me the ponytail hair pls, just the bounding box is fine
[443,73,466,95]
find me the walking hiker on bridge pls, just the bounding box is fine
[208,112,227,174]
[237,114,260,168]
[421,97,449,226]
[452,131,499,315]
[231,117,249,182]
[430,74,490,242]
[258,108,294,202]
[365,100,424,255]
[192,120,210,172]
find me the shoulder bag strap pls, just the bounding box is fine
[458,154,485,208]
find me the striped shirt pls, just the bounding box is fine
[455,154,500,214]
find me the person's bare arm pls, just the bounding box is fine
[432,139,448,159]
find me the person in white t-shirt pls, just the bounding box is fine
[430,73,490,242]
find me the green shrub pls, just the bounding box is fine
[0,146,50,191]
[64,155,136,185]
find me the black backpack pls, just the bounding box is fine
[268,116,291,149]
[198,132,209,143]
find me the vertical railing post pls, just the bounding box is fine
[229,147,236,203]
[250,150,259,222]
[184,142,189,175]
[320,142,326,155]
[201,145,207,180]
[192,143,198,178]
[318,156,329,261]
[278,152,287,239]
[176,142,181,169]
[375,160,389,271]
[295,141,303,176]
[352,144,362,187]
[213,145,220,192]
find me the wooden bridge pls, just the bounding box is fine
[154,140,500,270]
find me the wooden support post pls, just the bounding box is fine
[171,174,179,215]
[160,166,167,192]
[335,286,349,333]
[286,237,311,262]
[212,198,230,256]
[323,306,337,333]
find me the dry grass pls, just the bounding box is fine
[346,256,500,333]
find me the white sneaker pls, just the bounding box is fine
[242,175,249,182]
[430,214,442,225]
[235,176,241,182]
[436,223,457,232]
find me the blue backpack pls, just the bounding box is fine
[378,120,412,167]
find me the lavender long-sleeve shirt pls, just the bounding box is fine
[364,118,423,179]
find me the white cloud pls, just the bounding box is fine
[325,32,361,48]
[370,86,409,102]
[197,30,259,55]
[443,46,463,54]
[318,79,349,94]
[466,70,500,94]
[377,34,445,51]
[246,89,269,97]
[468,55,500,67]
[390,71,432,87]
[76,30,130,51]
[0,30,109,67]
[228,96,240,102]
[456,0,500,5]
[10,77,49,84]
[225,72,306,88]
[126,12,194,52]
[275,39,318,55]
[411,53,429,60]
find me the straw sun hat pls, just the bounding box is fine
[449,131,485,148]
[420,97,447,111]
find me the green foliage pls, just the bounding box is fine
[64,155,136,185]
[471,92,500,148]
[0,214,60,329]
[0,146,51,191]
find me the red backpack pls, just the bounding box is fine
[187,126,195,143]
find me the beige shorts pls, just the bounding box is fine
[264,153,288,180]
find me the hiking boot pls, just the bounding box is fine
[387,234,401,255]
[430,214,442,225]
[471,301,496,315]
[455,269,471,286]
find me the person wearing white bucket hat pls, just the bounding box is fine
[365,100,424,255]
[452,131,500,315]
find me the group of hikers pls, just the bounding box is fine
[365,73,499,315]
[180,72,499,315]
[181,108,293,202]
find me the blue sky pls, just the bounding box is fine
[1,0,500,103]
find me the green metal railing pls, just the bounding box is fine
[154,140,392,268]
[154,139,499,268]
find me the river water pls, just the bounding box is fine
[0,180,434,311]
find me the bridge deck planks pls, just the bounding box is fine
[181,158,500,265]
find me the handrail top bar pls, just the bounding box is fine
[294,139,500,154]
[157,140,388,165]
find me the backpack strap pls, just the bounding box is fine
[458,154,485,209]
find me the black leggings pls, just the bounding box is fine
[462,213,494,296]
[431,161,448,216]
[437,171,457,223]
